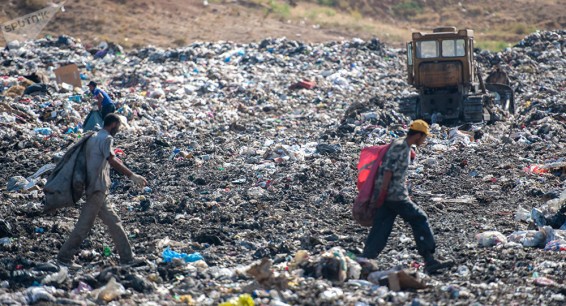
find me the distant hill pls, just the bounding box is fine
[0,0,563,50]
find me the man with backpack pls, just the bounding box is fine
[57,114,147,269]
[362,120,453,274]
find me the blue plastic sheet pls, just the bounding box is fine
[162,247,203,263]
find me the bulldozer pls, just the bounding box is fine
[399,26,515,123]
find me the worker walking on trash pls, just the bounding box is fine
[362,120,453,274]
[88,81,115,119]
[57,114,147,269]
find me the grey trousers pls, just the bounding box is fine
[58,191,133,263]
[362,198,436,261]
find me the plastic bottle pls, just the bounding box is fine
[103,245,112,257]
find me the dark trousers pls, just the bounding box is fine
[100,103,116,120]
[362,198,436,261]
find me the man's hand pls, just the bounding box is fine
[129,173,147,188]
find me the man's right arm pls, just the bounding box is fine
[108,156,148,187]
[108,156,133,177]
[373,143,401,207]
[96,93,103,108]
[375,170,392,207]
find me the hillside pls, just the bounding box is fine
[0,0,564,50]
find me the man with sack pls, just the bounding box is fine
[56,114,147,269]
[362,120,453,274]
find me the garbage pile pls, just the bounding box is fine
[1,30,566,304]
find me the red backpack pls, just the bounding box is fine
[353,144,391,227]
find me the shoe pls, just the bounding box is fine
[531,208,547,228]
[56,259,82,270]
[424,259,454,274]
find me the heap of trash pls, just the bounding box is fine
[1,30,565,304]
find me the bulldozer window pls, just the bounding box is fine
[416,40,438,58]
[442,39,465,57]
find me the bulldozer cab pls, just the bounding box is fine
[407,26,475,91]
[402,26,514,122]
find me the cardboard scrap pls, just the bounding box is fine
[53,64,81,89]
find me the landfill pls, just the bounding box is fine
[0,31,565,304]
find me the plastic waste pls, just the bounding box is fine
[515,207,532,222]
[224,49,246,63]
[103,245,112,257]
[24,286,57,304]
[95,277,126,302]
[289,250,309,270]
[544,240,566,251]
[34,127,52,135]
[523,165,548,175]
[533,276,557,287]
[457,265,470,277]
[319,287,343,302]
[162,247,203,263]
[177,294,195,304]
[367,267,401,285]
[68,95,81,103]
[449,128,473,146]
[507,230,546,247]
[476,231,507,247]
[218,293,255,306]
[207,266,234,279]
[346,279,374,287]
[41,267,67,285]
[0,237,12,247]
[0,112,16,123]
[7,176,29,192]
[347,259,362,280]
[531,208,548,228]
[72,281,93,294]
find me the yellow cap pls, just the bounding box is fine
[409,119,430,136]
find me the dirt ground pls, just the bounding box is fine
[0,0,565,49]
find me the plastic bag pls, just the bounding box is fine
[515,207,531,222]
[476,231,507,247]
[41,267,67,285]
[544,240,566,251]
[95,277,126,302]
[162,247,203,263]
[507,230,546,247]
